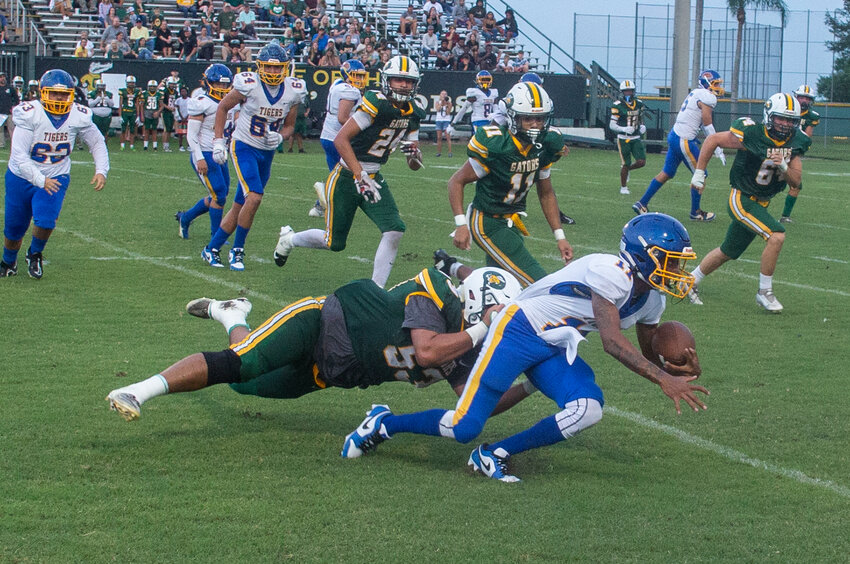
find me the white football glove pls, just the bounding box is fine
[623,125,635,135]
[714,147,727,166]
[265,130,283,147]
[357,170,381,203]
[690,169,707,190]
[639,124,647,135]
[446,124,455,137]
[212,138,228,165]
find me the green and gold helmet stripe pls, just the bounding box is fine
[400,56,409,73]
[527,82,542,108]
[784,93,793,111]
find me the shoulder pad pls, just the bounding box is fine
[411,97,427,117]
[695,89,717,107]
[365,90,386,103]
[233,72,259,95]
[187,96,211,115]
[12,102,38,128]
[72,104,95,124]
[465,87,479,99]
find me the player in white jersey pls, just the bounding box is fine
[175,64,234,245]
[449,70,498,136]
[634,69,725,222]
[1,70,109,279]
[343,213,708,482]
[308,60,367,218]
[201,40,305,271]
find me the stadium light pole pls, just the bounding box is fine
[670,0,691,125]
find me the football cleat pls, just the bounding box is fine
[313,181,328,209]
[341,404,392,459]
[106,391,141,421]
[308,201,325,218]
[433,248,457,277]
[689,209,716,222]
[620,186,630,195]
[559,211,576,225]
[468,444,520,483]
[779,216,793,224]
[175,211,189,239]
[273,225,294,267]
[202,246,225,268]
[0,260,18,277]
[756,289,783,313]
[26,252,43,279]
[632,201,649,215]
[687,286,703,306]
[186,297,253,320]
[229,248,246,271]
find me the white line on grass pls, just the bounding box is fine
[812,255,850,265]
[606,406,850,500]
[721,268,850,297]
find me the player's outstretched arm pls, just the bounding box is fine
[536,177,572,264]
[81,124,110,190]
[447,161,479,251]
[635,322,701,377]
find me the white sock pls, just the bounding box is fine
[120,142,125,148]
[153,142,158,149]
[164,143,170,149]
[692,266,705,285]
[292,229,329,249]
[372,230,403,287]
[120,374,168,404]
[759,273,772,291]
[449,262,463,277]
[210,301,249,333]
[143,141,148,148]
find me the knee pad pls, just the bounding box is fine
[555,398,602,439]
[438,410,456,439]
[202,349,242,385]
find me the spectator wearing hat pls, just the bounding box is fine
[311,25,328,52]
[237,4,257,38]
[177,27,197,60]
[512,49,530,72]
[214,4,236,36]
[360,22,376,44]
[221,24,249,61]
[420,24,438,66]
[129,17,155,52]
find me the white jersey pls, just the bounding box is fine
[672,88,717,140]
[173,95,191,122]
[187,94,235,151]
[453,86,499,125]
[320,79,362,141]
[9,100,109,188]
[231,72,306,150]
[512,253,665,364]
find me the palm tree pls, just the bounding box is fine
[727,0,788,110]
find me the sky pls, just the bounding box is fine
[501,0,845,95]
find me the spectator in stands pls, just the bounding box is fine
[270,0,286,27]
[330,16,346,40]
[177,27,197,60]
[435,37,453,69]
[196,0,211,19]
[197,14,212,35]
[75,0,97,14]
[444,24,459,48]
[496,8,518,41]
[342,23,359,48]
[319,40,340,66]
[75,37,94,57]
[99,19,123,52]
[360,22,375,44]
[130,17,155,52]
[339,35,356,62]
[155,20,174,57]
[147,6,164,29]
[132,0,147,25]
[113,0,129,23]
[176,0,196,19]
[378,48,390,67]
[469,0,486,26]
[237,4,257,38]
[420,25,438,67]
[361,40,379,68]
[469,43,481,67]
[424,7,442,35]
[319,13,331,31]
[287,17,308,54]
[224,0,244,9]
[215,4,237,35]
[98,0,112,26]
[106,39,123,58]
[422,0,443,25]
[286,0,305,24]
[451,0,469,28]
[512,49,529,72]
[465,27,480,50]
[309,0,325,18]
[496,51,513,72]
[305,41,322,66]
[50,0,73,20]
[311,25,329,52]
[113,30,136,57]
[255,0,271,21]
[478,41,498,71]
[450,37,464,67]
[398,5,417,38]
[457,51,475,71]
[196,25,214,59]
[308,16,320,34]
[481,11,499,41]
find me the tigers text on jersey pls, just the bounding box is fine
[455,87,499,124]
[320,79,362,141]
[672,88,717,140]
[188,94,236,151]
[611,98,646,140]
[467,124,564,215]
[232,72,306,150]
[728,117,811,200]
[347,89,425,172]
[9,101,109,187]
[513,253,665,364]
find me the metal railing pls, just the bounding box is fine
[2,0,50,54]
[488,0,578,73]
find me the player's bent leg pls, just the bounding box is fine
[372,230,403,288]
[469,211,543,286]
[229,362,322,399]
[186,297,252,336]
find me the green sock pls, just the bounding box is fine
[782,193,798,217]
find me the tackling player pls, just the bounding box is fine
[118,75,139,151]
[633,69,725,221]
[0,70,109,279]
[202,40,305,271]
[139,79,162,151]
[342,213,708,482]
[175,64,234,241]
[449,70,498,137]
[87,79,115,137]
[274,55,425,288]
[610,80,646,195]
[687,93,810,313]
[780,84,819,224]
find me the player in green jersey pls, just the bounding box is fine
[610,80,647,195]
[138,80,163,151]
[158,76,179,152]
[687,93,811,313]
[447,81,572,287]
[118,75,139,150]
[780,84,820,223]
[87,80,115,137]
[274,55,426,288]
[106,267,534,422]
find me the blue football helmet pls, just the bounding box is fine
[204,63,233,101]
[520,72,542,85]
[476,70,493,90]
[698,69,724,96]
[39,69,75,115]
[256,40,291,86]
[341,59,367,90]
[619,213,697,298]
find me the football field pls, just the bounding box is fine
[2,137,849,562]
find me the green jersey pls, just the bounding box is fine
[350,90,425,166]
[467,125,565,215]
[610,98,645,132]
[119,87,139,114]
[139,89,162,119]
[800,108,820,134]
[159,86,178,113]
[334,267,464,388]
[728,117,811,200]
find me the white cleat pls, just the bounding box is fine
[186,297,252,320]
[274,225,294,267]
[620,186,630,195]
[308,202,325,217]
[107,391,141,421]
[687,286,703,306]
[313,181,328,209]
[756,289,783,313]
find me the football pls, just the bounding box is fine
[651,321,696,365]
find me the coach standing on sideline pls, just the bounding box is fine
[0,72,20,148]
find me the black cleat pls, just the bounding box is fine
[26,252,43,279]
[433,249,458,276]
[0,260,17,277]
[559,211,576,225]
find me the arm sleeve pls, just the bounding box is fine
[187,118,204,162]
[452,100,470,125]
[10,126,46,188]
[609,115,626,133]
[402,295,448,334]
[702,123,716,136]
[81,123,110,177]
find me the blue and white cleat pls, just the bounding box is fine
[175,211,190,239]
[229,248,245,271]
[202,246,225,268]
[468,444,520,483]
[341,404,392,458]
[632,201,649,215]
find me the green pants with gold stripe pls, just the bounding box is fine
[92,114,111,137]
[227,296,325,399]
[468,206,546,286]
[720,188,785,260]
[617,137,646,166]
[322,163,406,252]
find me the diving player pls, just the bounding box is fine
[274,55,425,288]
[88,79,115,137]
[780,84,819,223]
[202,40,304,271]
[687,93,810,313]
[1,69,109,279]
[139,79,162,151]
[633,69,725,221]
[175,64,234,242]
[610,79,646,195]
[342,213,707,482]
[118,75,139,150]
[449,70,498,137]
[308,59,367,218]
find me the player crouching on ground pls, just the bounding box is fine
[687,93,810,313]
[1,70,109,279]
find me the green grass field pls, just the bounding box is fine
[2,135,849,562]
